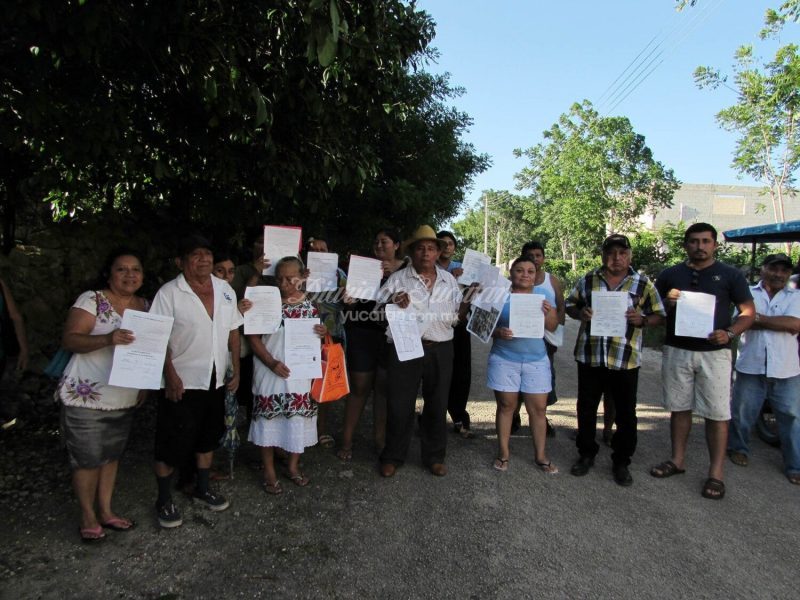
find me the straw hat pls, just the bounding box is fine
[401,225,447,254]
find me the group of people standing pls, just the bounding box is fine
[36,220,800,542]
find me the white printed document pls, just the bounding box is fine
[346,255,383,301]
[385,304,424,361]
[509,293,545,338]
[675,291,716,338]
[473,268,511,312]
[109,310,174,389]
[243,286,282,335]
[306,251,340,292]
[283,318,322,382]
[458,249,492,286]
[590,291,628,338]
[263,225,302,275]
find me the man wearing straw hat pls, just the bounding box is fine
[377,225,472,477]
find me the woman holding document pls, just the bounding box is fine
[248,256,327,493]
[488,256,559,474]
[57,248,149,542]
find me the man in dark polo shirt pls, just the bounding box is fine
[650,222,755,500]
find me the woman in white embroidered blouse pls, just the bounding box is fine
[57,248,149,543]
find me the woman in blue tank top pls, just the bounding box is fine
[487,256,559,473]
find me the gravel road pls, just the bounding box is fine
[1,320,797,599]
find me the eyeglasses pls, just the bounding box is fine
[691,271,699,288]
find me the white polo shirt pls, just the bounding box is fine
[735,282,800,379]
[378,264,461,342]
[151,273,244,389]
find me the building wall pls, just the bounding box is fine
[643,183,800,232]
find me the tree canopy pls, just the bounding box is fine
[513,100,679,259]
[694,6,798,224]
[0,0,487,252]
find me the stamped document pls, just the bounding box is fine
[675,291,715,338]
[457,249,492,286]
[284,318,322,382]
[263,225,302,276]
[306,251,340,292]
[243,286,282,335]
[109,310,174,389]
[385,304,424,361]
[473,269,511,312]
[346,255,383,301]
[509,293,545,338]
[589,291,628,338]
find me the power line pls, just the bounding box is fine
[605,0,726,115]
[596,0,725,115]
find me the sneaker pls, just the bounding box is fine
[156,501,183,529]
[193,490,230,512]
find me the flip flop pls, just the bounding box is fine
[287,472,310,487]
[493,457,509,472]
[318,434,335,449]
[79,525,106,543]
[535,460,559,475]
[100,517,136,532]
[264,480,283,495]
[701,477,725,500]
[650,460,686,478]
[336,447,353,461]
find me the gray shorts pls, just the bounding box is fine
[60,404,134,469]
[661,346,732,421]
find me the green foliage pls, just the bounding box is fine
[452,190,534,266]
[0,0,487,252]
[695,43,799,225]
[513,100,680,259]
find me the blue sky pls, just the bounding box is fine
[416,0,790,213]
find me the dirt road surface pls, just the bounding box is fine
[1,320,797,599]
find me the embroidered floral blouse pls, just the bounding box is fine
[56,290,150,411]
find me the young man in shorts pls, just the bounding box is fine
[650,222,755,500]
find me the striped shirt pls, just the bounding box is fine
[566,267,665,370]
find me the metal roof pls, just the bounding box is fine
[722,220,800,243]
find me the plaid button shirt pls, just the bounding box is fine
[566,267,666,370]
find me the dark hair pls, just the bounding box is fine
[375,228,401,245]
[684,222,717,243]
[521,240,545,256]
[304,236,328,252]
[177,234,212,259]
[213,250,234,265]
[510,255,536,271]
[97,247,144,287]
[437,230,458,248]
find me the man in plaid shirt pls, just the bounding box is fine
[566,234,666,486]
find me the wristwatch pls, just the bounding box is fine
[725,328,736,340]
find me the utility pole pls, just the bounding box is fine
[483,194,489,254]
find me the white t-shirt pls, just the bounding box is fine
[57,290,147,410]
[378,264,461,342]
[150,274,243,390]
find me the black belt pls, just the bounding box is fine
[421,339,441,347]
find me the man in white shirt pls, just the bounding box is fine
[150,235,243,528]
[378,225,471,477]
[729,253,800,485]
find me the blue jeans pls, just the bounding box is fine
[729,371,800,476]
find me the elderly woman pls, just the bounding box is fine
[337,228,406,460]
[58,248,149,542]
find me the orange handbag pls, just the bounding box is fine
[311,334,350,403]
